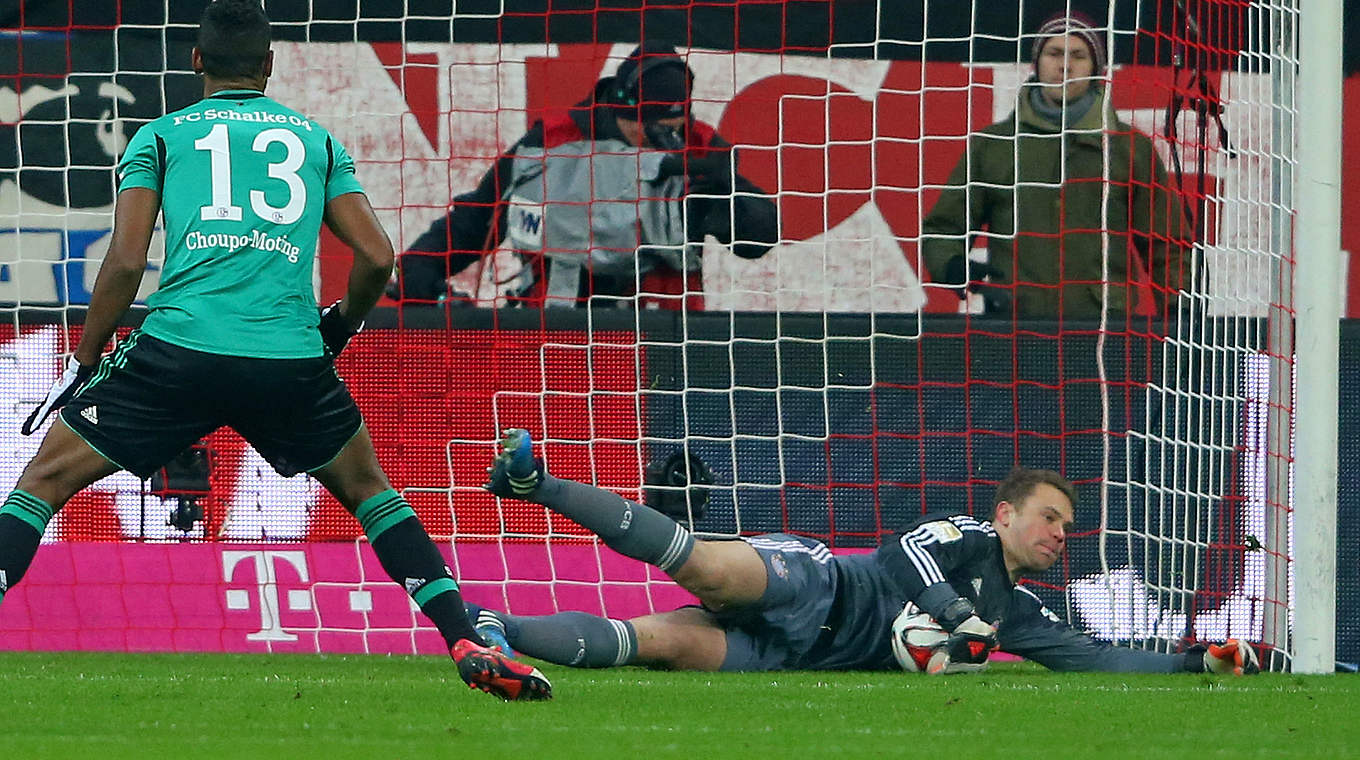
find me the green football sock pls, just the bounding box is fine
[353,490,480,648]
[0,490,58,604]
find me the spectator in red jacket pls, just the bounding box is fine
[389,42,778,309]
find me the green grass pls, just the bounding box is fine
[0,652,1354,759]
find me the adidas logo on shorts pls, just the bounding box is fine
[80,406,99,425]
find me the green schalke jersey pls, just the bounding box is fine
[117,89,364,358]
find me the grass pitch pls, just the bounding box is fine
[0,652,1354,759]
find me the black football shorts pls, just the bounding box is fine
[61,330,363,479]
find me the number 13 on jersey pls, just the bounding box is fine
[193,123,307,225]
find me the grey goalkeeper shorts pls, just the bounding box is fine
[714,533,839,672]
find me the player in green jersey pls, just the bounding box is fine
[0,0,550,702]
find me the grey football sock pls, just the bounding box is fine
[496,610,637,668]
[530,475,694,573]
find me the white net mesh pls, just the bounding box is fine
[0,2,1313,663]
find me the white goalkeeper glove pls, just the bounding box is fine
[926,615,999,675]
[22,356,96,435]
[1202,639,1260,676]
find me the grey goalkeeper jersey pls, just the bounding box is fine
[807,512,1192,672]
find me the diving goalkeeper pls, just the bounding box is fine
[475,430,1259,676]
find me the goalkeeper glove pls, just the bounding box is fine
[927,615,999,675]
[1200,639,1261,676]
[319,300,364,358]
[22,356,95,435]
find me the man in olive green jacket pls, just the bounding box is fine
[922,13,1190,320]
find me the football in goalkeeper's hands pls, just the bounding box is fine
[889,603,952,673]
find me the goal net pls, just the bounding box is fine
[0,2,1321,665]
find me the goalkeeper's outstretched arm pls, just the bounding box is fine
[1000,588,1259,674]
[1001,616,1191,673]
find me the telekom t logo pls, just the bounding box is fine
[222,550,311,642]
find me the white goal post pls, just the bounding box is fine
[1291,0,1342,675]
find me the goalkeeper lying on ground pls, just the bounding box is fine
[476,430,1260,676]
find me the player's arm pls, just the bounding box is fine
[323,191,395,329]
[1000,608,1187,673]
[75,187,160,365]
[877,516,996,632]
[20,186,159,435]
[19,118,163,435]
[877,517,1000,672]
[1000,587,1259,674]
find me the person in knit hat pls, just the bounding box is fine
[921,13,1190,320]
[1032,11,1108,74]
[1031,11,1108,120]
[389,41,777,309]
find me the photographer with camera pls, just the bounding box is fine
[388,42,778,309]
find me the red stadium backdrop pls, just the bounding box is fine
[0,324,645,543]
